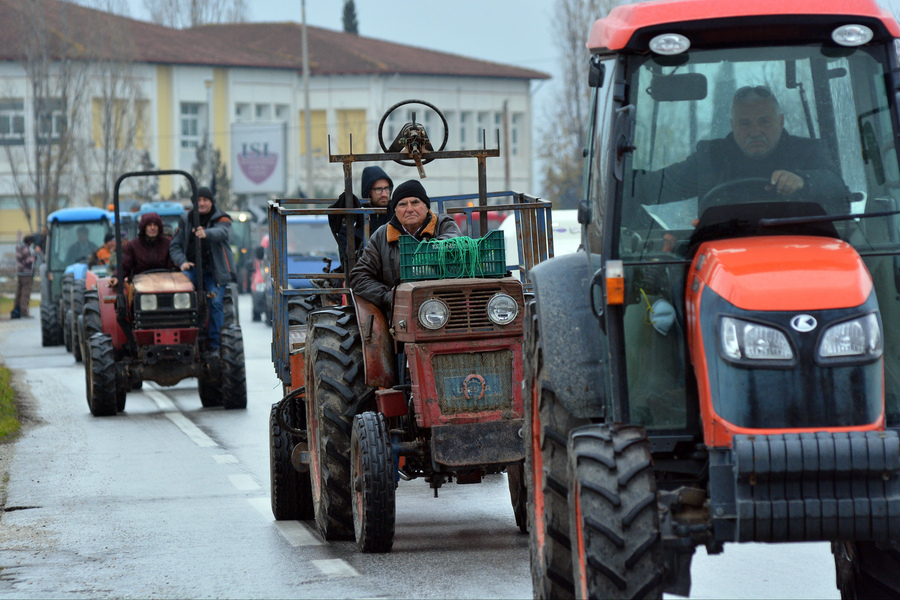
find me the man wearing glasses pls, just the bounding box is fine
[329,165,394,268]
[636,85,848,216]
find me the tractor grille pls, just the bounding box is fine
[434,349,513,414]
[134,308,198,330]
[433,287,501,332]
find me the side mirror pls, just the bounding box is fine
[255,246,265,260]
[588,57,605,88]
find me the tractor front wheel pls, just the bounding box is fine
[351,411,395,553]
[41,300,62,347]
[306,306,374,540]
[508,461,528,534]
[71,285,85,363]
[567,425,663,599]
[834,540,900,599]
[86,333,118,416]
[220,325,247,410]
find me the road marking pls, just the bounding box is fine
[247,498,323,546]
[213,454,239,464]
[228,474,260,491]
[312,559,359,577]
[144,389,218,448]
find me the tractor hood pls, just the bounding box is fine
[132,271,194,293]
[691,236,872,312]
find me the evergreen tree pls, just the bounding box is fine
[342,0,359,35]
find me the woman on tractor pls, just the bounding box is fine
[108,212,175,287]
[349,179,461,314]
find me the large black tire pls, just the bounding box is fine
[220,325,247,410]
[71,285,85,363]
[567,425,663,599]
[198,373,222,407]
[60,274,74,352]
[351,411,395,553]
[270,400,314,520]
[223,285,239,329]
[525,300,587,600]
[81,290,102,362]
[834,541,900,599]
[306,306,374,540]
[288,294,318,326]
[508,461,528,534]
[41,300,62,347]
[63,308,74,352]
[86,333,118,416]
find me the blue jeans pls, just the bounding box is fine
[185,269,225,350]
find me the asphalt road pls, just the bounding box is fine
[0,298,840,599]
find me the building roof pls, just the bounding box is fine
[0,0,548,80]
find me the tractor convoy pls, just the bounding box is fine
[19,0,900,595]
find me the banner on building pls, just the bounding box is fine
[231,122,286,194]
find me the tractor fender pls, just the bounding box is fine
[351,294,398,389]
[530,252,606,419]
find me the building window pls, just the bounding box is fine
[511,113,522,156]
[181,103,202,148]
[235,103,250,122]
[477,112,490,145]
[459,111,470,149]
[0,99,25,145]
[37,98,66,143]
[255,103,271,121]
[275,104,289,121]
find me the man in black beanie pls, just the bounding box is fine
[169,186,237,352]
[328,165,394,270]
[349,179,461,313]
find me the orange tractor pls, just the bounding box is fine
[525,0,900,597]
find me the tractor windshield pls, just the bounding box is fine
[620,44,900,260]
[50,220,110,270]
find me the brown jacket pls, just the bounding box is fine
[349,211,461,312]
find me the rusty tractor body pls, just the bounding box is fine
[267,100,554,551]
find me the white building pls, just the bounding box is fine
[0,0,548,239]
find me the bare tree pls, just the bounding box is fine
[540,0,625,208]
[4,0,92,231]
[143,0,248,28]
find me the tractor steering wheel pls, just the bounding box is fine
[699,177,780,214]
[377,99,449,168]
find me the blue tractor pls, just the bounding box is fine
[41,207,111,346]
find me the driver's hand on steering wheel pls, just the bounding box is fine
[767,170,804,196]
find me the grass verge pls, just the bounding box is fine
[0,296,39,316]
[0,366,20,440]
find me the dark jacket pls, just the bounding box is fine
[169,204,236,285]
[635,131,849,218]
[15,240,35,276]
[349,211,461,312]
[328,166,394,268]
[121,213,176,280]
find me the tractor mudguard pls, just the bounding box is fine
[352,294,397,389]
[530,252,606,419]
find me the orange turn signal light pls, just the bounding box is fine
[606,260,625,305]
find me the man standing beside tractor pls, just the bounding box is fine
[169,187,236,352]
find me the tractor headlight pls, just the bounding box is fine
[139,294,158,311]
[418,298,449,330]
[818,314,882,360]
[173,292,191,310]
[487,293,518,325]
[720,317,793,362]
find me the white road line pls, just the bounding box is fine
[312,559,359,577]
[144,389,218,448]
[247,498,324,547]
[213,454,239,464]
[228,474,260,491]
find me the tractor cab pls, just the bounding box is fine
[524,0,900,598]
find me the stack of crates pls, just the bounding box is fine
[399,230,506,281]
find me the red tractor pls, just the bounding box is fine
[81,170,246,416]
[525,1,900,598]
[268,101,555,551]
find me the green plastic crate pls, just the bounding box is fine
[399,230,506,281]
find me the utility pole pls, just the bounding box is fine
[205,79,214,187]
[301,0,313,197]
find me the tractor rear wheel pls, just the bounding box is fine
[525,300,587,600]
[567,425,663,599]
[41,300,62,347]
[508,461,528,533]
[220,325,247,410]
[60,275,73,351]
[270,399,314,520]
[86,333,118,416]
[288,294,318,326]
[64,309,74,353]
[223,285,239,328]
[306,306,374,540]
[834,540,900,599]
[198,373,222,407]
[351,411,395,553]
